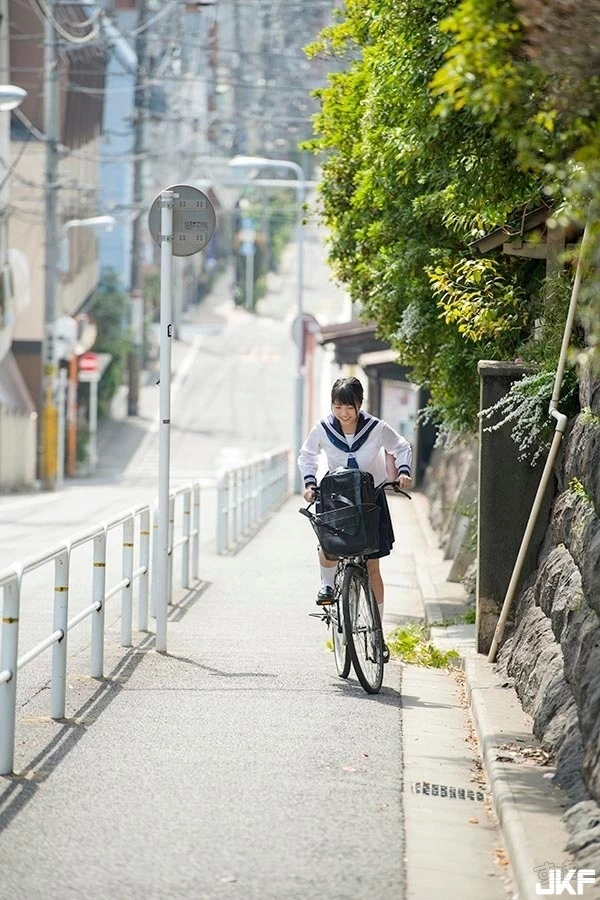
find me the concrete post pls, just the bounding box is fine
[477,361,554,654]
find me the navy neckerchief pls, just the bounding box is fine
[321,412,379,467]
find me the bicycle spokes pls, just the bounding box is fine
[343,568,384,694]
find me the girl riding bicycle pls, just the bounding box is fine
[298,376,413,636]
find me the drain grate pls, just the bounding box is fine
[411,782,485,802]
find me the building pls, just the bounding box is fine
[7,0,107,482]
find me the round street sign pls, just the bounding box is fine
[148,184,216,257]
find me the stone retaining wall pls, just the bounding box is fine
[496,375,600,872]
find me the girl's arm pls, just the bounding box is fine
[297,424,322,490]
[381,421,413,479]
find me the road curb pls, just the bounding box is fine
[464,657,537,900]
[411,493,563,900]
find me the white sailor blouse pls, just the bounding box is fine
[298,412,412,490]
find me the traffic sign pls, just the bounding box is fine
[148,184,216,257]
[79,352,99,372]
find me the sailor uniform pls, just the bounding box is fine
[298,412,412,559]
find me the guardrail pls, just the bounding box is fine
[0,481,200,775]
[216,447,290,554]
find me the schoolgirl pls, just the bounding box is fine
[298,376,412,657]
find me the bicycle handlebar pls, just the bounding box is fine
[302,480,411,513]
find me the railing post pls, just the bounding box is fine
[182,489,191,590]
[121,515,134,647]
[139,508,150,631]
[192,484,200,580]
[250,461,257,527]
[231,469,238,547]
[216,473,226,555]
[51,548,70,719]
[236,468,243,541]
[151,500,158,619]
[246,466,252,532]
[265,453,273,511]
[0,573,20,774]
[91,529,107,678]
[168,494,175,605]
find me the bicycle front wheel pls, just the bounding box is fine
[342,566,384,694]
[331,599,350,678]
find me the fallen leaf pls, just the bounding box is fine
[494,849,509,868]
[468,817,479,824]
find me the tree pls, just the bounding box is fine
[89,269,129,418]
[306,0,544,432]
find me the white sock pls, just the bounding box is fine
[320,565,336,589]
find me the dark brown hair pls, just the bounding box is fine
[331,377,364,412]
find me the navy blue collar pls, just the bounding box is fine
[321,412,379,453]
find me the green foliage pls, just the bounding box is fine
[479,369,580,464]
[305,0,546,434]
[569,476,592,505]
[89,270,129,419]
[304,0,600,437]
[387,623,460,668]
[428,257,528,343]
[463,607,476,624]
[581,406,600,428]
[233,192,295,305]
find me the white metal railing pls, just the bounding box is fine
[216,447,290,554]
[0,481,201,775]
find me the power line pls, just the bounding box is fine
[32,0,100,44]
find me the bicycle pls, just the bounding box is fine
[299,482,410,695]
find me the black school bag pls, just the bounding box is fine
[314,467,380,558]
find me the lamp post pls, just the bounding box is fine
[228,155,306,492]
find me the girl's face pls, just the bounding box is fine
[332,401,360,430]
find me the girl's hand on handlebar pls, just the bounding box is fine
[304,486,316,503]
[397,474,412,491]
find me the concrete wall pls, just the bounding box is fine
[476,361,554,654]
[0,406,36,488]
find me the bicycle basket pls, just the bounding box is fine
[311,502,380,558]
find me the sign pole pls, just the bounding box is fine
[156,190,174,653]
[147,184,216,654]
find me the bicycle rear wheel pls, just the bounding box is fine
[331,599,350,678]
[342,566,384,694]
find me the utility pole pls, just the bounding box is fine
[128,0,149,416]
[41,0,60,489]
[232,0,243,155]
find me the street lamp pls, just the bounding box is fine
[228,154,306,493]
[59,215,116,273]
[0,86,27,112]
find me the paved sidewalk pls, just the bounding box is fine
[410,495,578,900]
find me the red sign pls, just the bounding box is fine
[79,352,99,372]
